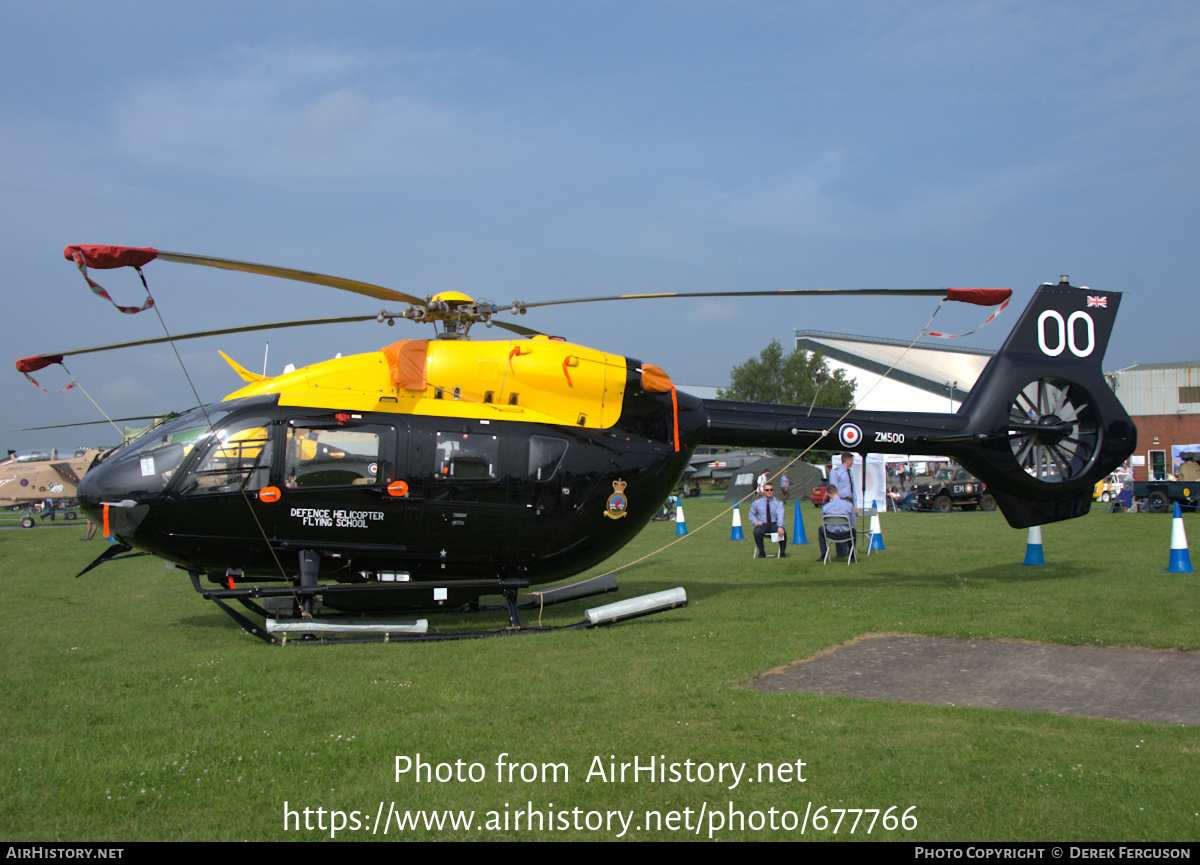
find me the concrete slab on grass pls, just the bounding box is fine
[752,635,1200,726]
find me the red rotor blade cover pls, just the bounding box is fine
[945,287,1012,307]
[15,355,64,373]
[62,245,159,270]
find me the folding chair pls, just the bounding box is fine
[821,514,856,564]
[751,529,784,558]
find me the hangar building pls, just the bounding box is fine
[792,331,1200,483]
[793,330,992,414]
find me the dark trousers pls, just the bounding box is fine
[754,522,786,556]
[818,527,852,558]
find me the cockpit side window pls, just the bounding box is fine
[100,406,236,499]
[184,416,274,496]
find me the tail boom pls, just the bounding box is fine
[697,280,1136,528]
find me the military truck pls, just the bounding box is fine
[913,467,996,512]
[1132,453,1200,512]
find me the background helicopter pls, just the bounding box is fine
[16,246,1136,642]
[0,447,103,527]
[2,414,180,528]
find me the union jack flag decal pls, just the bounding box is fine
[1087,295,1108,308]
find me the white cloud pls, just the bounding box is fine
[303,88,372,144]
[95,373,162,406]
[685,300,740,324]
[106,44,517,185]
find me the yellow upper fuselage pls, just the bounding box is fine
[223,336,630,429]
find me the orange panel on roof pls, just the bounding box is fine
[382,340,429,390]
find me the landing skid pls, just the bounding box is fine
[189,570,686,645]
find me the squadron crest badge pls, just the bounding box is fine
[604,479,629,519]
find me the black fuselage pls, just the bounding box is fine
[78,375,707,587]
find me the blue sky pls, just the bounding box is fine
[4,1,1198,452]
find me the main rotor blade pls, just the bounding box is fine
[489,319,544,338]
[24,315,381,363]
[154,250,425,305]
[504,286,979,313]
[13,415,178,432]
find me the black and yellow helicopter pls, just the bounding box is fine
[16,246,1136,643]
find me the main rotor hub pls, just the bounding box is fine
[429,291,475,306]
[378,291,503,337]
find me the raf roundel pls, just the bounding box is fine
[838,423,863,449]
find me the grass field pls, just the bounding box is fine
[1,502,1197,841]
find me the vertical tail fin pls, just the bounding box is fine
[954,278,1136,527]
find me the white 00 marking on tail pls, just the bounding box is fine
[1037,310,1094,358]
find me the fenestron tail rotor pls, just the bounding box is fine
[1007,377,1100,484]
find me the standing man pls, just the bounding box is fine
[756,469,770,497]
[780,472,790,501]
[749,481,787,559]
[817,485,857,561]
[829,453,858,513]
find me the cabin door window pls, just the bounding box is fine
[284,425,393,488]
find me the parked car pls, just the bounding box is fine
[810,480,829,508]
[1093,473,1122,503]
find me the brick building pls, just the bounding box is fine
[1107,363,1200,481]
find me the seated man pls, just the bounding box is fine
[749,481,787,558]
[818,485,857,561]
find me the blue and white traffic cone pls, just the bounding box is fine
[1022,525,1045,566]
[793,500,808,545]
[1167,502,1194,573]
[675,502,688,536]
[868,500,886,551]
[730,505,744,541]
